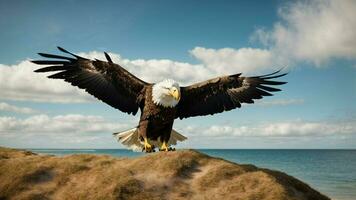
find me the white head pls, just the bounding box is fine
[152,79,181,108]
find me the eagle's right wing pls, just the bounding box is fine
[176,70,287,119]
[32,47,149,115]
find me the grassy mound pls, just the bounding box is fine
[0,147,330,200]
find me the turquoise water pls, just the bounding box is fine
[29,149,356,200]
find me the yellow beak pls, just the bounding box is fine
[169,88,180,101]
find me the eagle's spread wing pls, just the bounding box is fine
[176,70,287,119]
[32,47,148,115]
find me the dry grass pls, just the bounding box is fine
[0,147,330,200]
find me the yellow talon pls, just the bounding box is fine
[160,141,169,152]
[144,138,154,153]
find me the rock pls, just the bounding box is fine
[0,147,330,200]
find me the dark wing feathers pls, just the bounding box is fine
[104,52,113,63]
[32,47,148,115]
[32,60,70,65]
[176,70,287,119]
[37,53,75,61]
[57,46,85,59]
[34,65,69,72]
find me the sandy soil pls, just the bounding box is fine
[0,147,330,200]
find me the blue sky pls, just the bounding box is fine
[0,0,279,63]
[0,0,355,149]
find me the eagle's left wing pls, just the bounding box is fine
[176,70,287,119]
[32,47,149,115]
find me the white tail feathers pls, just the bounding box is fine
[113,128,187,152]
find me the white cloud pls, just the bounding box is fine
[185,0,356,73]
[0,102,38,114]
[253,0,356,65]
[189,47,276,75]
[193,0,356,72]
[78,51,213,85]
[0,113,139,148]
[184,119,356,138]
[0,61,94,103]
[0,114,131,134]
[1,114,354,148]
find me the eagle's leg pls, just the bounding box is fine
[159,141,176,151]
[138,121,155,153]
[159,127,175,151]
[159,141,169,152]
[143,137,155,153]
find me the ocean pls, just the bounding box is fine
[29,149,356,200]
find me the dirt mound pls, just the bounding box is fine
[0,147,330,200]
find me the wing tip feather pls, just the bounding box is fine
[104,52,113,63]
[57,46,85,59]
[34,68,44,73]
[57,46,67,53]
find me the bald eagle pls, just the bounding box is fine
[32,47,287,152]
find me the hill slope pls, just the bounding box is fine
[0,147,330,200]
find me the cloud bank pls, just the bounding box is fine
[253,0,356,65]
[189,47,275,75]
[1,113,354,141]
[0,114,130,134]
[0,102,38,114]
[184,119,356,138]
[0,61,94,103]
